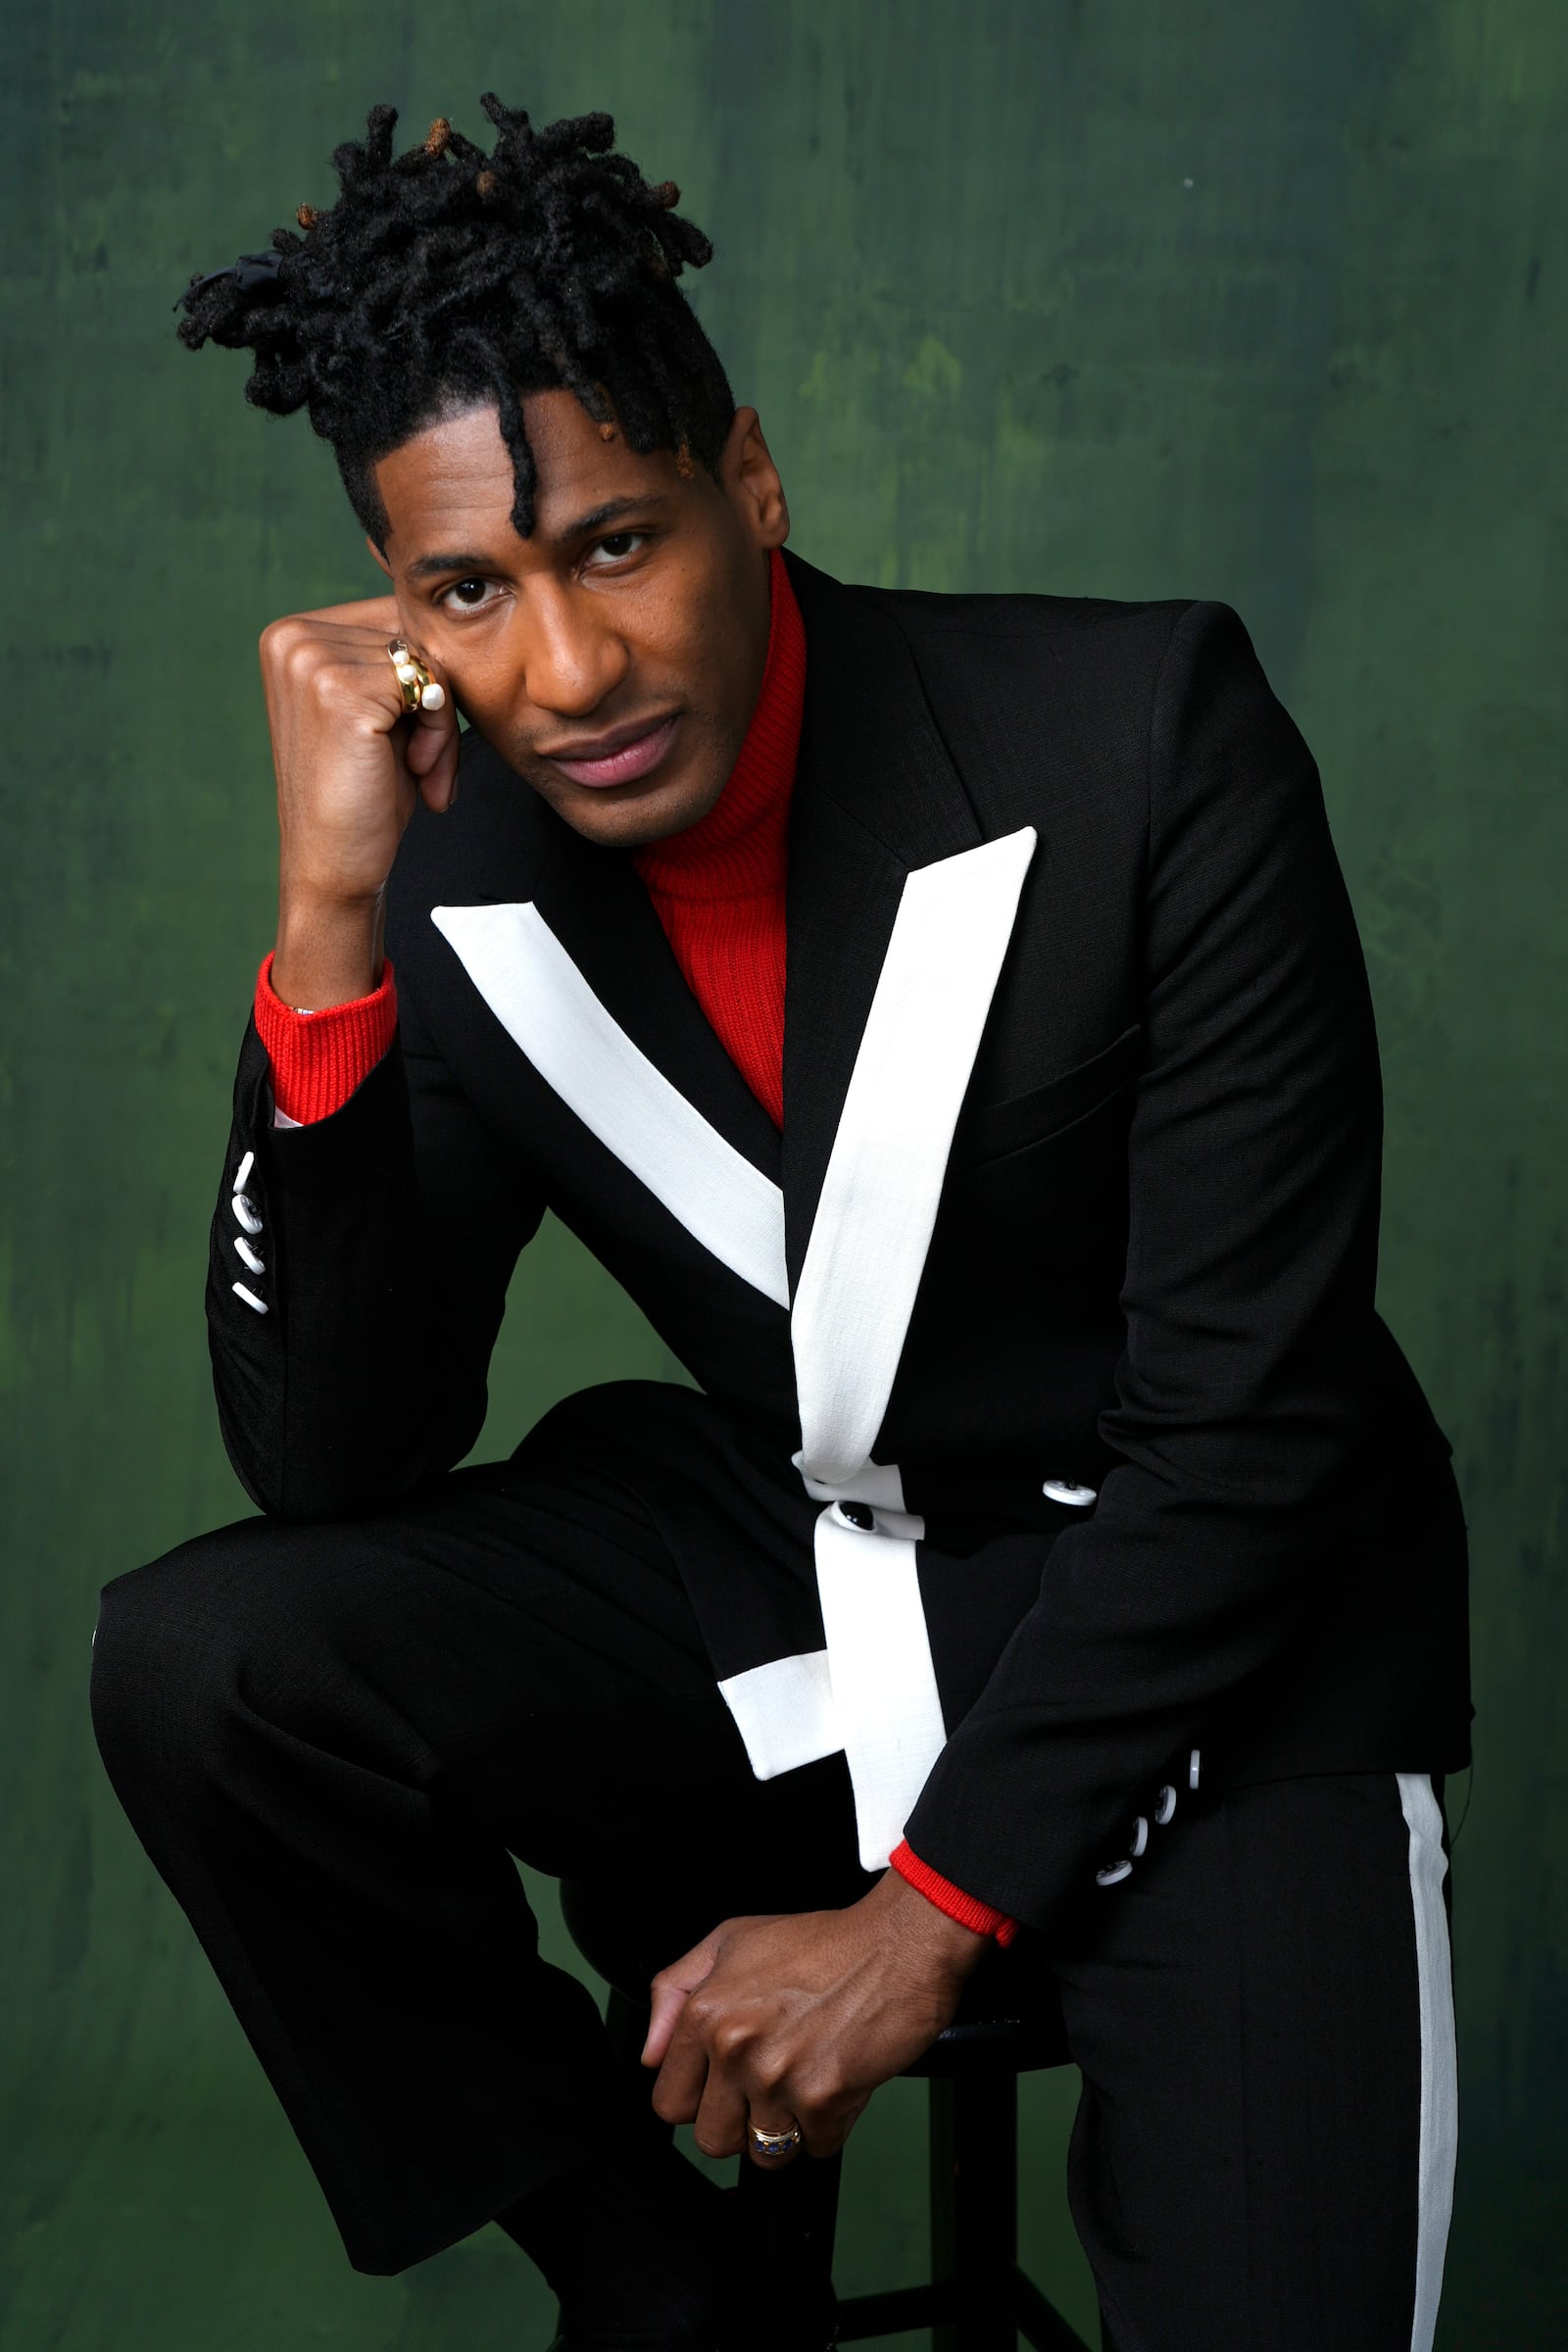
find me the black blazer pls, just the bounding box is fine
[206,549,1471,1930]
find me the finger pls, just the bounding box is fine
[404,688,460,810]
[796,2090,870,2161]
[743,2104,805,2170]
[643,1979,693,2074]
[405,710,454,776]
[406,692,453,771]
[649,2002,712,2127]
[389,643,451,734]
[642,1929,724,2069]
[414,730,460,814]
[690,2057,752,2162]
[312,593,406,631]
[387,647,460,812]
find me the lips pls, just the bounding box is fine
[542,712,680,789]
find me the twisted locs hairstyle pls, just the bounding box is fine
[175,96,735,543]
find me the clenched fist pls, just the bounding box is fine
[259,595,460,1008]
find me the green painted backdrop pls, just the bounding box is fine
[4,3,1564,2344]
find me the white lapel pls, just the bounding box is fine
[431,902,789,1308]
[790,826,1038,1488]
[811,1494,944,1869]
[436,829,1035,1873]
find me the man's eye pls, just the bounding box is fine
[443,576,495,609]
[587,531,648,565]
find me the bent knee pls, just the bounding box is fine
[90,1516,315,1778]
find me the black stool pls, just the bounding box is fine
[560,1866,1097,2352]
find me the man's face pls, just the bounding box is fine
[371,389,789,848]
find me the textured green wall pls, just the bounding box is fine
[4,3,1564,2344]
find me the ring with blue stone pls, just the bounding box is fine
[748,2119,804,2160]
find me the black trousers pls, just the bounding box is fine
[91,1382,1456,2350]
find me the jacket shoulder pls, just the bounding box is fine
[851,578,1194,662]
[863,583,1270,725]
[867,582,1218,731]
[847,580,1210,833]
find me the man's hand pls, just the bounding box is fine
[259,596,461,1008]
[641,1867,991,2164]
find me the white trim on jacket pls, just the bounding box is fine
[432,826,1038,1868]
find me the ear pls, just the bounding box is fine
[367,535,394,579]
[721,406,790,551]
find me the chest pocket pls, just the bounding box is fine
[953,1022,1144,1168]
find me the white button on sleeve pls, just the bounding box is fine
[1042,1479,1098,1507]
[234,1237,266,1276]
[1096,1859,1134,1886]
[1129,1815,1150,1858]
[231,1193,264,1236]
[1189,1748,1201,1790]
[1155,1785,1178,1826]
[231,1282,269,1316]
[234,1150,255,1193]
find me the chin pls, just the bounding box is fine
[544,767,727,851]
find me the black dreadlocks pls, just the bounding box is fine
[176,95,735,543]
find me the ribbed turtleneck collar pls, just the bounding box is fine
[632,546,806,903]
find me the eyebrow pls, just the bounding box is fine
[404,494,673,581]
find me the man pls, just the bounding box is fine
[91,94,1471,2351]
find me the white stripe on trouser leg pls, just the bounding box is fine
[1396,1772,1457,2352]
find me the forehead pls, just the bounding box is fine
[373,388,681,553]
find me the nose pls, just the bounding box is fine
[513,584,631,718]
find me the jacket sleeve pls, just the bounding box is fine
[207,960,545,1521]
[903,599,1388,1932]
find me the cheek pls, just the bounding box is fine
[649,559,753,710]
[427,629,512,719]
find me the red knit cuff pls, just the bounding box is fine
[254,953,398,1125]
[888,1838,1019,1947]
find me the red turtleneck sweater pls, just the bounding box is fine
[253,547,1015,1948]
[627,548,804,1127]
